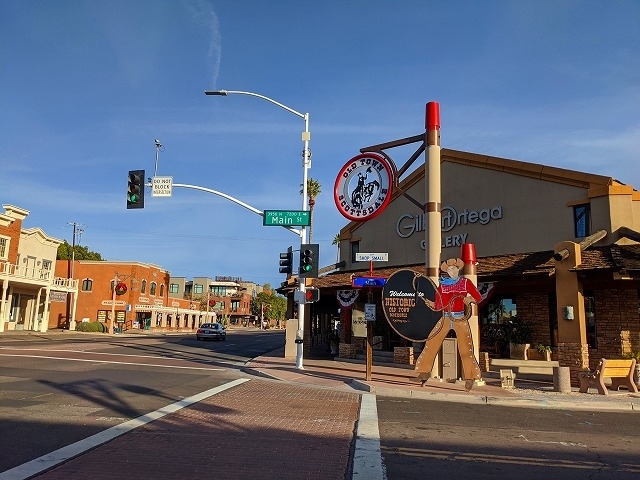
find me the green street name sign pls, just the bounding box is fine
[263,210,310,227]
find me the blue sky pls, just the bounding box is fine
[2,0,639,288]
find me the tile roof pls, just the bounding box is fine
[311,244,640,290]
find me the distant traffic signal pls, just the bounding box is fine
[127,170,145,209]
[279,246,293,275]
[305,287,320,303]
[299,243,319,278]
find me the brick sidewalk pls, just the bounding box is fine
[30,380,361,480]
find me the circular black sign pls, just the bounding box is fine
[382,269,441,342]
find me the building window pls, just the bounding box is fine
[574,204,591,238]
[169,283,179,294]
[584,292,597,349]
[351,241,360,263]
[159,284,164,297]
[481,295,517,325]
[150,282,157,295]
[141,280,147,294]
[82,279,93,292]
[194,284,204,294]
[211,286,226,296]
[0,236,9,260]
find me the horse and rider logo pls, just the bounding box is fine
[334,152,394,221]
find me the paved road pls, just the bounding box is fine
[2,331,639,480]
[377,396,640,480]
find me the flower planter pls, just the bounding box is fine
[509,343,530,360]
[529,348,552,361]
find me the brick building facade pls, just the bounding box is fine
[50,261,215,333]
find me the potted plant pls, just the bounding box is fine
[503,317,533,360]
[536,344,552,361]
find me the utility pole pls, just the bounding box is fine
[67,222,83,329]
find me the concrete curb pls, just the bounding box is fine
[349,379,640,412]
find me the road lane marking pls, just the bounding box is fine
[0,353,224,371]
[0,378,250,480]
[353,393,386,480]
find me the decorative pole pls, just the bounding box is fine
[424,102,442,376]
[425,102,441,282]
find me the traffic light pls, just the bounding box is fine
[299,243,319,278]
[305,287,320,303]
[127,170,145,209]
[279,246,293,275]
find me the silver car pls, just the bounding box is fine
[196,323,226,341]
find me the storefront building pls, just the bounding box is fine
[168,276,254,325]
[0,204,77,332]
[51,260,216,332]
[314,147,640,384]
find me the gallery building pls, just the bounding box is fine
[311,144,640,385]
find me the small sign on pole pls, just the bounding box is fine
[355,252,389,262]
[152,176,173,197]
[364,303,376,322]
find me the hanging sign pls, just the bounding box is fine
[334,152,394,221]
[115,282,128,295]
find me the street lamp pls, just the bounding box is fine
[205,89,311,370]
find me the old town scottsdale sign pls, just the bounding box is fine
[334,152,394,221]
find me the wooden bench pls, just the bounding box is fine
[578,358,638,395]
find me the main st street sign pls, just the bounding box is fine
[263,210,311,227]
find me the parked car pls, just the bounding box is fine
[196,323,226,341]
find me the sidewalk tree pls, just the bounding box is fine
[332,233,340,262]
[300,177,321,243]
[57,240,103,260]
[251,290,287,323]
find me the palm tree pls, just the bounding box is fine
[332,233,340,262]
[300,177,321,243]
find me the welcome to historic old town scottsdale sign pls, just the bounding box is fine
[334,153,394,221]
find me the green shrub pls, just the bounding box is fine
[536,344,552,353]
[75,321,107,333]
[623,350,640,361]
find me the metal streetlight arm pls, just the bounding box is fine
[205,90,305,120]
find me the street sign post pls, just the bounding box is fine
[351,276,387,288]
[263,210,311,227]
[152,176,173,197]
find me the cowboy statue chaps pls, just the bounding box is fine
[382,257,482,387]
